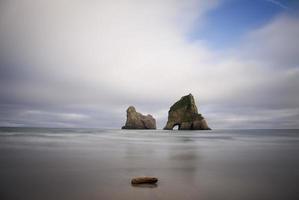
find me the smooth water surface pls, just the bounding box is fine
[0,128,298,200]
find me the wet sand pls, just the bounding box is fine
[0,128,298,200]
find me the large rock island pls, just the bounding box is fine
[164,94,211,130]
[122,106,156,129]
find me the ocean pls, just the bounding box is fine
[0,128,298,200]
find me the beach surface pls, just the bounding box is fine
[0,128,298,200]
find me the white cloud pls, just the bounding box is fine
[238,15,299,67]
[0,0,218,102]
[265,0,289,10]
[0,0,298,128]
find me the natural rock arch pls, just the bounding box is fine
[164,94,210,130]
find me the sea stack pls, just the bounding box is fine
[122,106,156,129]
[164,94,211,130]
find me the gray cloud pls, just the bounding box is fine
[0,0,298,128]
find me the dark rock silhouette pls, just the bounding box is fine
[164,94,211,130]
[122,106,156,129]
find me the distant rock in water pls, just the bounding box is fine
[164,94,211,130]
[122,106,156,129]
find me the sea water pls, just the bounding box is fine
[0,128,298,200]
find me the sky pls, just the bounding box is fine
[0,0,298,129]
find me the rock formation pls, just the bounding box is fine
[164,94,211,130]
[122,106,156,129]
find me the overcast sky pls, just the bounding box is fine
[0,0,298,129]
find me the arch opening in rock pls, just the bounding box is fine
[173,124,180,130]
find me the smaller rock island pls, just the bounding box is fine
[122,106,156,129]
[164,94,211,130]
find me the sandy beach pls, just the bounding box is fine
[0,128,298,200]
